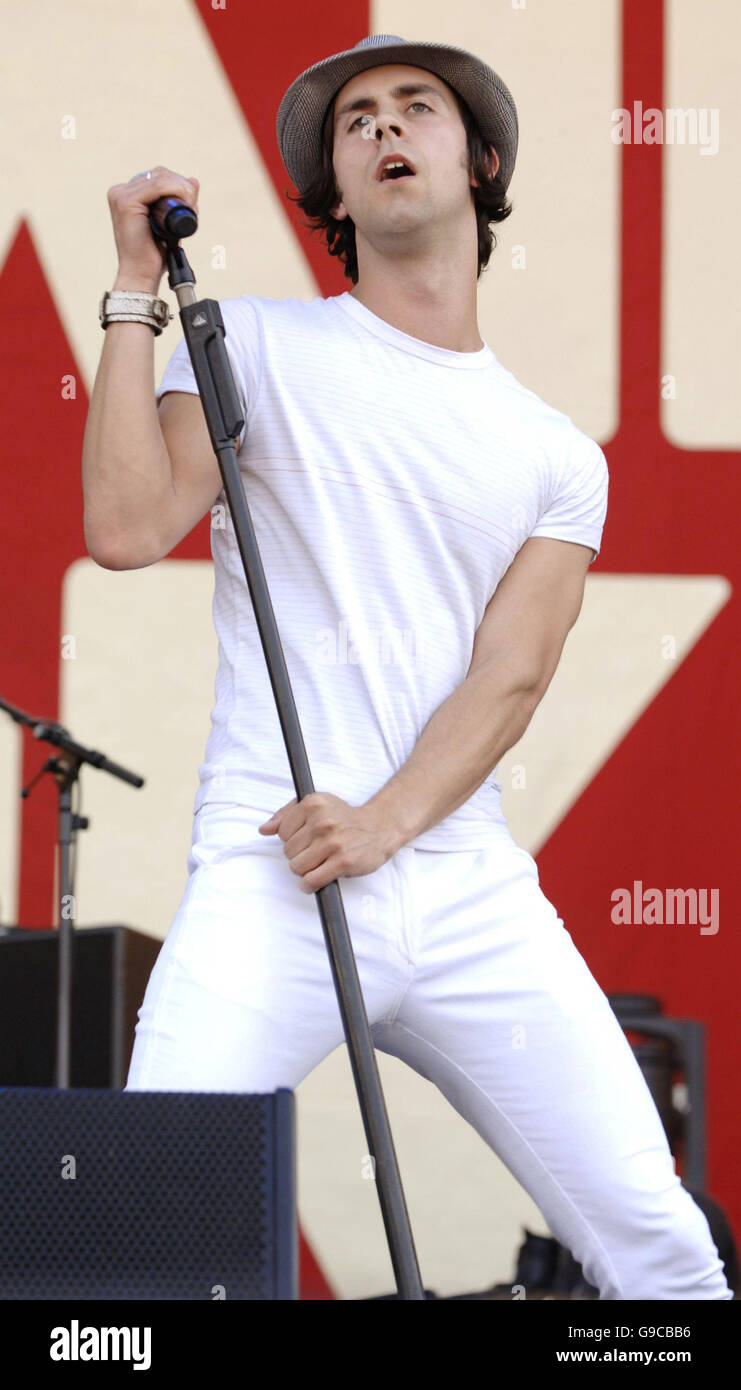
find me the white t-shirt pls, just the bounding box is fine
[155,291,608,851]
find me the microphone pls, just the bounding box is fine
[147,196,198,244]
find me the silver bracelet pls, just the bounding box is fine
[99,289,173,336]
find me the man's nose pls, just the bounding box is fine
[360,115,403,141]
[375,119,402,138]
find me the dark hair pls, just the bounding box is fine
[285,83,513,284]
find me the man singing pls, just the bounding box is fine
[83,34,731,1299]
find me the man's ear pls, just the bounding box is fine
[330,170,348,221]
[471,144,500,189]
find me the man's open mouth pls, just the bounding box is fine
[376,155,417,181]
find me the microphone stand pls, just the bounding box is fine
[0,693,144,1088]
[146,200,424,1300]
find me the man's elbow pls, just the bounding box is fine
[491,643,567,709]
[469,651,547,704]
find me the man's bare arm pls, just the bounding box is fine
[82,169,235,569]
[363,536,594,848]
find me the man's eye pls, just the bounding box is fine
[349,102,430,131]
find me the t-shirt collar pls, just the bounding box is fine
[333,291,499,370]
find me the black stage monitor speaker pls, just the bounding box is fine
[0,1088,297,1300]
[0,925,161,1088]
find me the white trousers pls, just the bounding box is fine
[125,801,732,1301]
